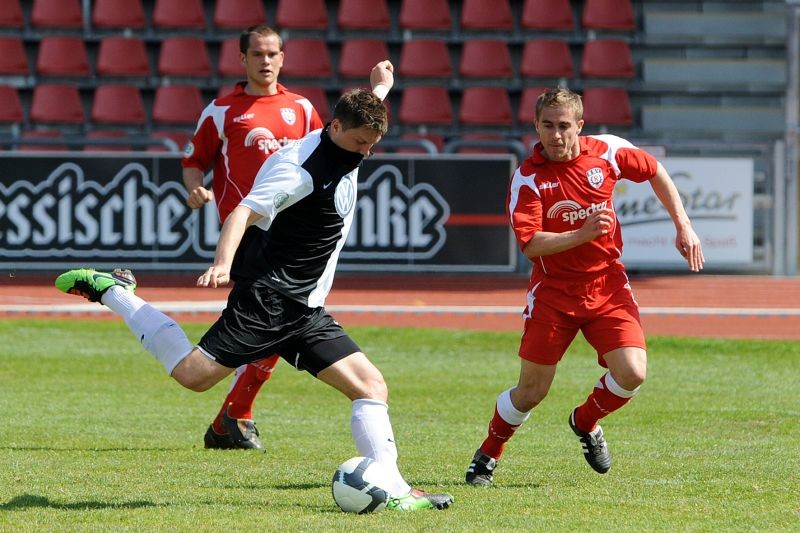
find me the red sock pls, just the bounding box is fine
[573,373,633,433]
[212,355,280,433]
[479,406,520,459]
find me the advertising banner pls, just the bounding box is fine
[616,157,754,266]
[0,154,517,273]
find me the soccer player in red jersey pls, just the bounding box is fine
[466,87,705,484]
[181,25,325,450]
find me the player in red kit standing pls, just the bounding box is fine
[181,25,324,450]
[465,87,705,484]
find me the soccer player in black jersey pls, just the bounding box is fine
[56,61,453,511]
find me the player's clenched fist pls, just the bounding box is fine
[186,186,214,209]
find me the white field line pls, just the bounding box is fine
[3,302,800,317]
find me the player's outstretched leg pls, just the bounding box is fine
[465,449,498,486]
[55,268,137,302]
[568,408,612,473]
[386,489,453,511]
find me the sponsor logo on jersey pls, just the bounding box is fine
[538,181,559,190]
[547,199,609,225]
[280,108,296,126]
[334,178,356,217]
[233,113,255,123]
[586,167,604,188]
[244,127,281,153]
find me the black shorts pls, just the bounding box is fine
[197,281,360,376]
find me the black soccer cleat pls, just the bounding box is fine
[465,449,498,486]
[569,409,612,474]
[203,407,264,450]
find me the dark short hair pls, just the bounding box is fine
[239,25,282,54]
[333,89,389,135]
[536,87,583,122]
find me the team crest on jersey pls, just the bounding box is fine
[274,192,290,210]
[280,108,296,126]
[183,141,195,157]
[334,178,356,217]
[586,167,604,188]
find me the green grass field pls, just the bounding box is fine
[1,319,798,531]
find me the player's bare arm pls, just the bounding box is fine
[369,60,394,100]
[198,205,264,288]
[183,167,214,209]
[649,162,705,272]
[522,208,614,258]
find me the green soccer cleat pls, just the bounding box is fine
[386,488,453,511]
[55,268,137,303]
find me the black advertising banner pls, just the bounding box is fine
[0,153,516,272]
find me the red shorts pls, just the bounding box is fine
[518,268,645,366]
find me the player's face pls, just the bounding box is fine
[329,120,382,156]
[534,105,584,162]
[242,34,284,92]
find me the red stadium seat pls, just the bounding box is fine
[461,0,513,31]
[96,37,150,77]
[148,129,193,152]
[36,37,90,77]
[92,0,146,30]
[460,40,513,79]
[522,0,574,31]
[152,85,204,125]
[213,0,268,30]
[0,37,29,76]
[276,0,328,30]
[580,39,635,78]
[18,130,68,152]
[582,87,633,126]
[459,87,513,126]
[91,85,146,126]
[158,37,212,78]
[153,0,206,30]
[520,39,574,79]
[582,0,635,31]
[338,39,390,79]
[399,39,452,78]
[398,86,453,126]
[32,0,83,29]
[218,38,243,78]
[0,0,24,29]
[84,130,132,152]
[517,86,549,124]
[337,0,390,30]
[285,85,330,123]
[0,86,24,124]
[30,84,85,125]
[281,39,332,79]
[399,0,452,31]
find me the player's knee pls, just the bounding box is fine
[512,384,548,412]
[358,374,388,402]
[613,366,646,390]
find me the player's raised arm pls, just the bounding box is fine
[370,60,394,101]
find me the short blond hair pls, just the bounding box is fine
[536,87,583,122]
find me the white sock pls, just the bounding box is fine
[101,286,192,375]
[351,399,411,496]
[497,388,531,426]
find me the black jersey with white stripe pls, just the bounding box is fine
[233,126,363,308]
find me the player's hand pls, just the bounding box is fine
[197,265,230,288]
[186,186,214,209]
[370,60,394,94]
[578,208,614,242]
[676,225,705,272]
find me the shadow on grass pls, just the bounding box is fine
[1,494,159,511]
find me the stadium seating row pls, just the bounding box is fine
[0,35,634,82]
[1,0,634,34]
[0,83,633,132]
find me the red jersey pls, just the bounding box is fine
[181,82,324,222]
[508,134,658,281]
